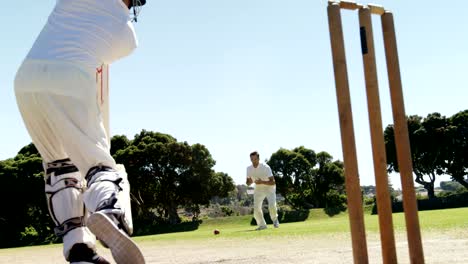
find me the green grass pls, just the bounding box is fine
[134,207,468,243]
[0,242,62,253]
[1,207,467,251]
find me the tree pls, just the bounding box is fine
[439,181,464,192]
[385,114,447,199]
[268,147,313,208]
[385,111,468,198]
[267,146,345,210]
[0,144,55,248]
[113,130,235,225]
[361,185,376,196]
[110,135,130,156]
[444,110,468,189]
[0,131,234,246]
[310,152,345,207]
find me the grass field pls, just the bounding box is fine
[1,208,468,263]
[136,207,468,241]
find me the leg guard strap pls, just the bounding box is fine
[54,216,86,237]
[85,165,122,188]
[45,159,85,237]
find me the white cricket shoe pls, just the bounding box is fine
[87,212,145,264]
[273,219,280,228]
[255,225,267,231]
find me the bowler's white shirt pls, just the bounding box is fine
[27,0,138,69]
[246,163,273,182]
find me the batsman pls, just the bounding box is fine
[13,0,147,263]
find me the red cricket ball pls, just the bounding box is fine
[213,229,220,235]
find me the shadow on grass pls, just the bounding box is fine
[133,220,202,236]
[250,210,310,226]
[235,229,261,233]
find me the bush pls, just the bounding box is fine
[372,191,468,214]
[205,204,251,218]
[324,190,347,216]
[363,196,375,206]
[220,206,234,216]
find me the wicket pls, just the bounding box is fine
[327,1,424,263]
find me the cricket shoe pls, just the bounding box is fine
[87,212,145,264]
[273,219,280,228]
[255,225,267,231]
[68,243,110,264]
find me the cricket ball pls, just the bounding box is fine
[213,229,220,235]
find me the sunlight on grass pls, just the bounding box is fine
[134,207,468,243]
[2,207,468,250]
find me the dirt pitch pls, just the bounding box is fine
[1,230,467,263]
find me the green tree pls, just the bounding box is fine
[113,130,235,225]
[361,185,376,196]
[439,181,464,192]
[267,146,345,210]
[110,135,130,156]
[385,114,447,199]
[310,152,345,207]
[444,110,468,189]
[385,111,468,198]
[268,147,312,207]
[0,131,234,246]
[0,144,55,248]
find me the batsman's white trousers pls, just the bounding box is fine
[14,59,115,172]
[14,59,117,258]
[253,185,278,227]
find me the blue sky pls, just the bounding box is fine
[1,1,467,189]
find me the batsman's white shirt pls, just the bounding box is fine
[26,0,137,68]
[247,163,273,182]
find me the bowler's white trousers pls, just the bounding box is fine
[14,59,117,258]
[253,185,278,227]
